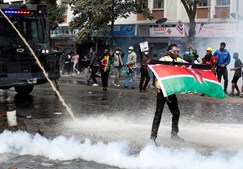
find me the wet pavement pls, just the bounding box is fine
[0,73,243,169]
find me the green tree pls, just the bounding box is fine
[181,0,202,43]
[11,0,66,31]
[62,0,152,44]
[43,0,67,31]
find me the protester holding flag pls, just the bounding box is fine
[100,49,112,91]
[150,44,185,143]
[124,46,137,89]
[213,42,231,94]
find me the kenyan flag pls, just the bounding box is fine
[148,64,225,99]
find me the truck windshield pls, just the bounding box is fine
[0,17,18,40]
[0,16,45,43]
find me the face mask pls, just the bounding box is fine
[128,50,132,54]
[144,51,149,55]
[185,51,189,54]
[116,51,120,54]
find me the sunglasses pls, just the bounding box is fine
[170,49,180,54]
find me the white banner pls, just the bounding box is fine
[139,41,149,52]
[149,24,185,37]
[195,23,243,37]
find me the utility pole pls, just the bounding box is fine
[110,0,115,52]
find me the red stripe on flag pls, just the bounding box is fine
[194,69,218,82]
[151,64,219,83]
[151,65,192,77]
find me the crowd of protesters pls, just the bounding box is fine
[58,42,243,145]
[60,42,243,97]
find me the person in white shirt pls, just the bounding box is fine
[72,52,80,75]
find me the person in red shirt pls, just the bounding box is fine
[202,47,217,75]
[199,47,217,97]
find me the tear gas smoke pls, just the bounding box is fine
[0,130,243,169]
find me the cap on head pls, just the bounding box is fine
[128,46,134,50]
[206,47,213,52]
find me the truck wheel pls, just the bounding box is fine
[14,85,34,95]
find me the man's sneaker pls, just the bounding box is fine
[199,93,205,96]
[239,93,243,98]
[117,84,121,87]
[112,81,117,87]
[77,71,80,74]
[131,86,135,89]
[150,135,156,141]
[103,87,107,91]
[92,83,99,87]
[150,85,155,88]
[124,85,128,88]
[150,136,158,146]
[171,134,185,142]
[143,89,148,92]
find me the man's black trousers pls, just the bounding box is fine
[151,90,180,139]
[216,67,228,93]
[139,68,150,91]
[101,70,110,88]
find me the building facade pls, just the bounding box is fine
[112,0,243,56]
[50,0,76,52]
[4,0,243,56]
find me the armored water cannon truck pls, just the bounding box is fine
[0,2,61,95]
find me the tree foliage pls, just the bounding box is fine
[43,0,67,31]
[181,0,201,43]
[62,0,152,41]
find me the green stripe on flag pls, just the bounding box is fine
[193,80,225,99]
[160,76,195,96]
[160,76,225,99]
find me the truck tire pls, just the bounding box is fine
[14,85,34,95]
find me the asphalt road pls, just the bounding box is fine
[0,74,243,169]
